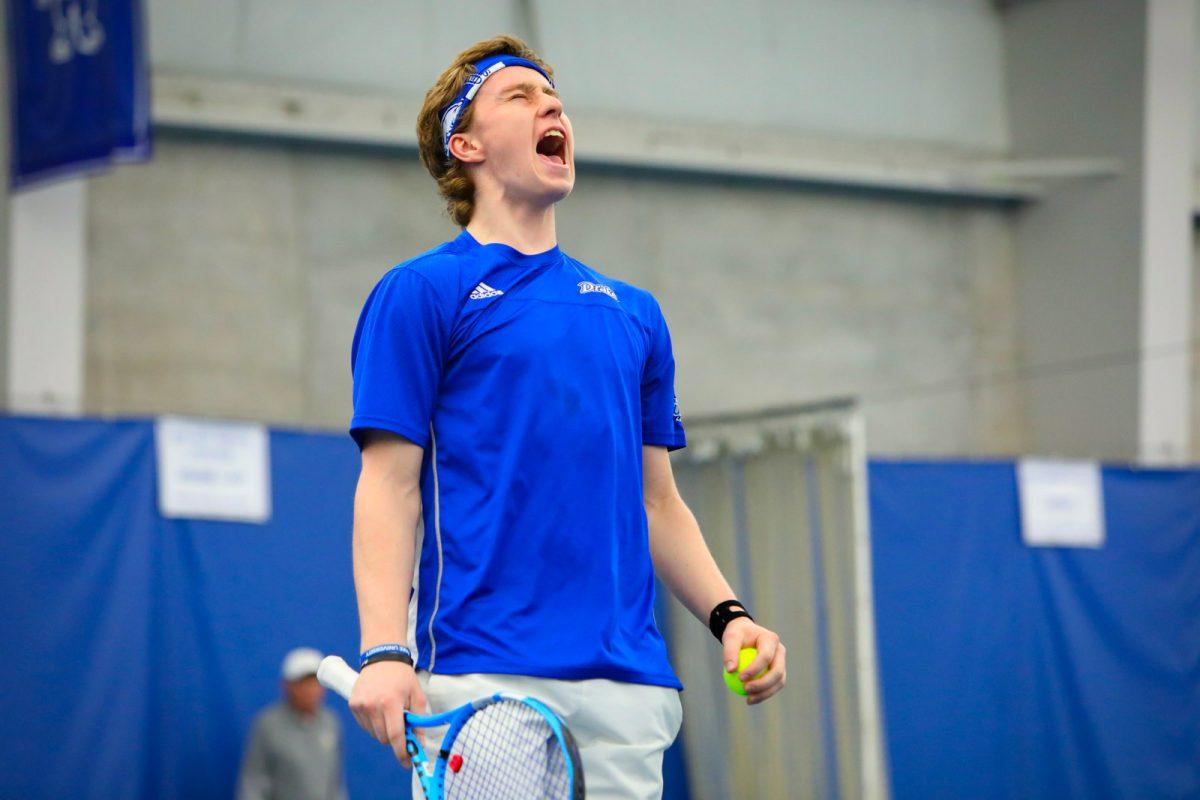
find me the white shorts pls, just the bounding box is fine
[411,669,683,800]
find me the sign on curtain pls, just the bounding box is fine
[1017,458,1106,548]
[155,416,272,523]
[9,0,151,187]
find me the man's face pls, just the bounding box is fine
[454,66,575,206]
[284,675,325,715]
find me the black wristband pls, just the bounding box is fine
[360,651,413,669]
[709,599,754,641]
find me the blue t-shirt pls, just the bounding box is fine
[349,230,687,689]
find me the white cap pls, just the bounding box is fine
[281,647,324,682]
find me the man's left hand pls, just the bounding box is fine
[722,617,787,706]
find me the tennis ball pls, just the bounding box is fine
[723,647,765,697]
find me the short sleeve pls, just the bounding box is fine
[641,297,687,451]
[349,267,450,449]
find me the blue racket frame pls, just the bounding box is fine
[404,692,582,800]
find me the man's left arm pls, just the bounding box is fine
[643,444,787,705]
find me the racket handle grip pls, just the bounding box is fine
[317,655,360,701]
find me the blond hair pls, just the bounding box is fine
[416,35,555,227]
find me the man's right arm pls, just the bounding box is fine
[348,429,430,768]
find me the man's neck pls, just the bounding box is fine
[465,193,557,255]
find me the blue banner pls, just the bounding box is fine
[871,459,1200,799]
[8,0,150,188]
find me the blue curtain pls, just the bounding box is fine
[0,415,689,799]
[870,459,1200,800]
[0,416,394,798]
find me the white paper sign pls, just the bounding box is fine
[1017,459,1104,548]
[155,416,271,523]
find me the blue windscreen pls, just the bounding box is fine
[871,459,1200,799]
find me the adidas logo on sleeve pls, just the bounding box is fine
[469,282,504,300]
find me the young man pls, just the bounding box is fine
[347,35,787,798]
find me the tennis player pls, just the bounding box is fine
[347,35,787,798]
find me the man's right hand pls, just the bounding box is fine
[348,661,429,768]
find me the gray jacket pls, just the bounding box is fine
[236,703,348,800]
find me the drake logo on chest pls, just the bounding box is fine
[577,281,618,302]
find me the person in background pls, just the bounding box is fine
[237,647,348,800]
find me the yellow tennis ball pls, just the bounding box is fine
[723,647,765,696]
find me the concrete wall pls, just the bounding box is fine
[145,0,1009,151]
[1189,0,1200,461]
[1194,226,1200,462]
[1195,0,1200,155]
[85,134,1025,456]
[1002,1,1150,461]
[77,0,1030,456]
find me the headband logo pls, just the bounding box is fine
[441,101,463,126]
[440,102,463,148]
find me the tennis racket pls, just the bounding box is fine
[317,656,585,799]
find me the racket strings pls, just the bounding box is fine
[442,699,573,799]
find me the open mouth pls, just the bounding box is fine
[536,129,568,167]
